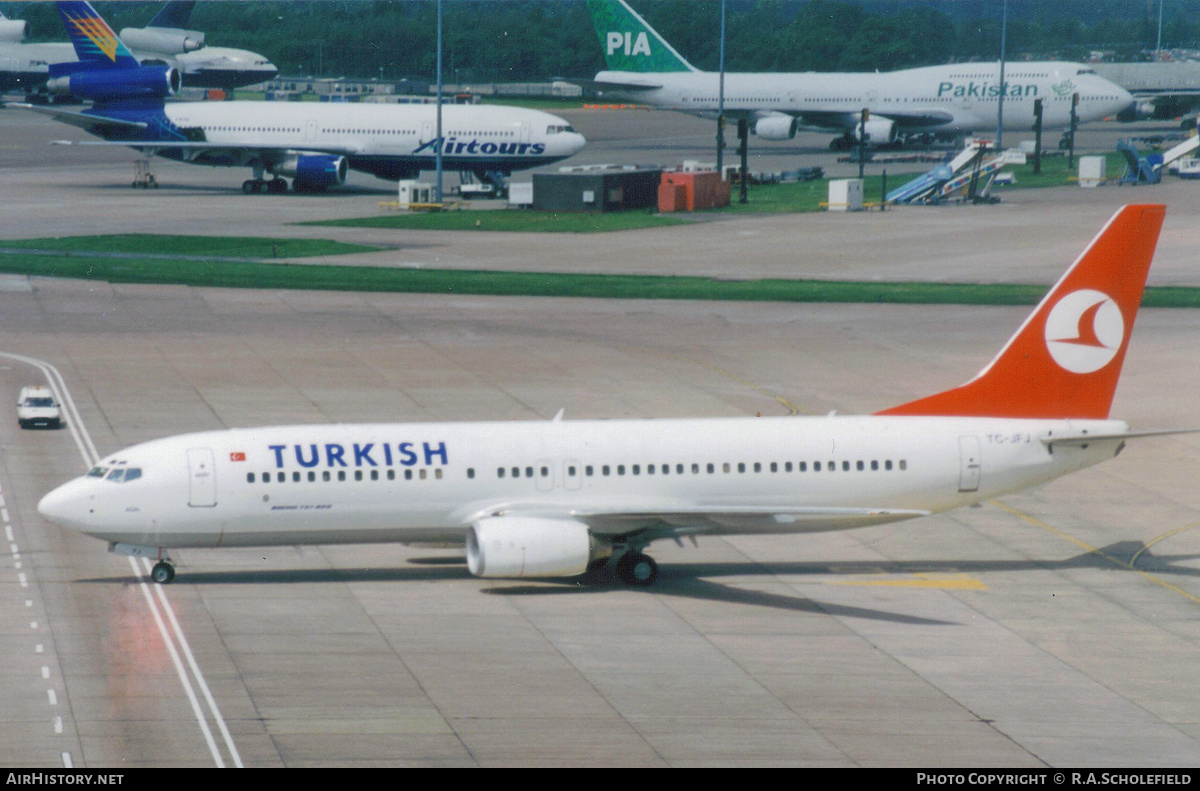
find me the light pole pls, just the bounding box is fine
[716,0,726,177]
[435,0,443,203]
[996,0,1007,149]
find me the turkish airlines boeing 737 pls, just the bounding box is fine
[38,205,1181,586]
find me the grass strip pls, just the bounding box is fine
[0,234,383,259]
[309,152,1128,229]
[2,251,1200,307]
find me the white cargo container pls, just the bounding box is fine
[827,178,863,211]
[1079,156,1106,188]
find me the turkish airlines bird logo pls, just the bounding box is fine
[1044,289,1124,374]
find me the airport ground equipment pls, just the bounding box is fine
[826,178,863,212]
[1115,121,1199,184]
[887,140,1020,205]
[1155,130,1199,173]
[1174,158,1200,179]
[1079,156,1107,188]
[884,160,955,205]
[1117,140,1163,185]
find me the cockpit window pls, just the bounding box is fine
[86,467,109,478]
[1076,68,1095,75]
[105,468,142,483]
[547,124,576,134]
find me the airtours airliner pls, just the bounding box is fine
[38,205,1186,587]
[19,2,584,193]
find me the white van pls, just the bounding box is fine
[17,386,62,429]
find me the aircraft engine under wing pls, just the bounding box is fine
[466,515,594,578]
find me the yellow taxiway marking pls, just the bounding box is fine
[1131,521,1200,567]
[825,573,988,591]
[991,501,1200,606]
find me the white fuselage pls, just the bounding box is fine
[597,61,1133,133]
[142,101,587,178]
[164,101,583,164]
[0,40,276,91]
[38,414,1126,551]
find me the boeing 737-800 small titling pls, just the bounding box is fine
[38,205,1187,587]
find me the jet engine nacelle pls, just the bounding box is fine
[1116,101,1155,122]
[47,65,181,101]
[0,19,30,42]
[852,117,897,144]
[465,516,594,578]
[119,27,205,55]
[273,154,349,190]
[753,114,798,140]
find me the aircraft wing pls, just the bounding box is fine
[462,502,930,536]
[1127,88,1200,98]
[794,108,958,130]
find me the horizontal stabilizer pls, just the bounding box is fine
[590,78,662,92]
[14,103,147,132]
[1042,427,1200,447]
[148,0,196,30]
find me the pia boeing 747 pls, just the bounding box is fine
[586,0,1132,150]
[38,204,1191,586]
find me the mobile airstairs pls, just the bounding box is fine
[1119,121,1199,184]
[887,140,1024,205]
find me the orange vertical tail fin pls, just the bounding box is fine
[877,204,1166,419]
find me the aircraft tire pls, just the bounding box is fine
[151,561,175,584]
[616,552,658,586]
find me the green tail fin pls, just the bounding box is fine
[586,0,696,73]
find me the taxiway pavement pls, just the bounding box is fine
[1,104,1199,767]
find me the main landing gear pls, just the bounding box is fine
[603,531,660,586]
[615,551,658,586]
[242,177,288,194]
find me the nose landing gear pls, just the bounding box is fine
[151,560,176,584]
[107,542,177,584]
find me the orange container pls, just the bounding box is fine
[658,171,730,212]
